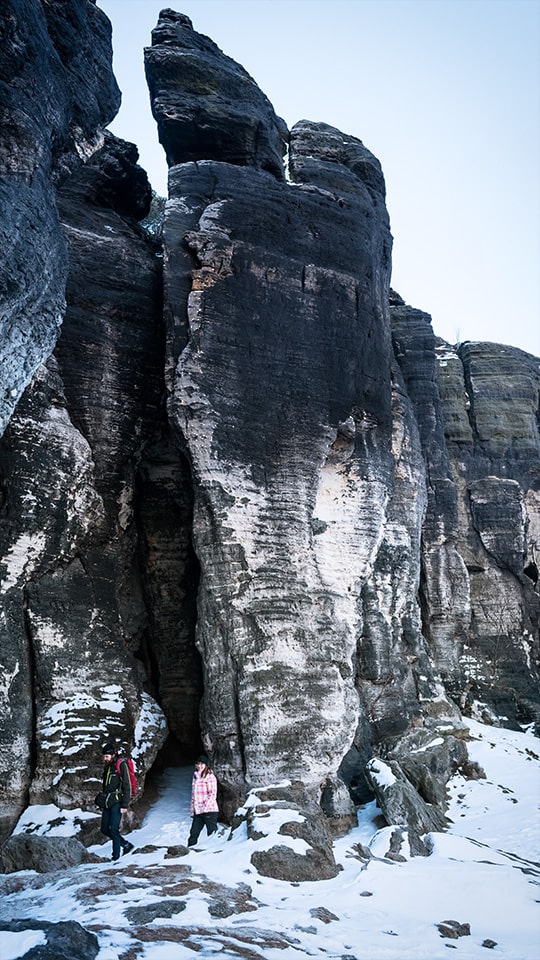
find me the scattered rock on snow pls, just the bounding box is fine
[437,919,471,939]
[0,919,99,960]
[310,906,339,923]
[124,900,186,923]
[164,844,190,858]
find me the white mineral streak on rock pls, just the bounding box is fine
[409,737,444,754]
[0,532,47,590]
[520,633,533,671]
[312,459,388,611]
[27,615,66,650]
[117,480,134,531]
[0,661,20,706]
[191,449,361,785]
[175,346,362,784]
[524,489,540,553]
[132,692,168,763]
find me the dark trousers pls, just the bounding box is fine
[101,804,129,860]
[188,812,218,846]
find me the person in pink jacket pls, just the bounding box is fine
[187,754,219,846]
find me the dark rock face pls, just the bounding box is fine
[392,292,540,727]
[0,130,170,831]
[0,919,99,960]
[163,122,401,804]
[144,9,287,177]
[0,0,120,435]
[365,757,447,836]
[0,2,538,869]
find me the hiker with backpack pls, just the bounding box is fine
[188,754,219,846]
[97,742,136,861]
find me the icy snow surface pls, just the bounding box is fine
[0,718,539,959]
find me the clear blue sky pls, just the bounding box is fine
[98,0,540,356]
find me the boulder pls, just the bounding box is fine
[0,835,100,874]
[0,919,98,960]
[365,757,447,838]
[234,782,340,882]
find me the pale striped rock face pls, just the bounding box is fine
[161,122,456,807]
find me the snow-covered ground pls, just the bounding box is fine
[1,717,539,959]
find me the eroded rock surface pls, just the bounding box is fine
[392,292,540,727]
[0,3,538,863]
[144,9,287,177]
[0,123,169,834]
[0,835,101,874]
[0,0,120,435]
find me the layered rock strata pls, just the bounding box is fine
[392,293,540,726]
[0,2,170,840]
[0,3,537,861]
[146,12,463,829]
[0,0,120,435]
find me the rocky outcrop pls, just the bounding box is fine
[392,293,540,727]
[0,3,538,862]
[234,782,340,881]
[145,14,459,816]
[144,9,288,177]
[0,132,170,838]
[0,834,101,873]
[161,129,401,809]
[0,0,120,436]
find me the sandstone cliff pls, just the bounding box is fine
[0,2,538,869]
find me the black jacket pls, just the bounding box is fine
[102,757,131,808]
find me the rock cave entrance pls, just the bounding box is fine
[135,440,204,770]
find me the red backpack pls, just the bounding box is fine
[116,756,137,800]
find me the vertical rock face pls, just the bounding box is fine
[0,133,169,837]
[439,341,540,723]
[164,145,395,800]
[0,3,538,854]
[0,0,120,435]
[145,12,461,819]
[392,294,540,726]
[144,10,288,177]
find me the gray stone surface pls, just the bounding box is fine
[0,919,98,959]
[0,3,538,860]
[0,0,120,436]
[144,9,287,177]
[0,835,100,873]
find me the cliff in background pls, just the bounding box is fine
[0,2,538,877]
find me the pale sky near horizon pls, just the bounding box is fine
[97,0,540,357]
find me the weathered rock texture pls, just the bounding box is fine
[392,293,540,726]
[0,919,99,960]
[0,3,538,862]
[0,1,171,841]
[0,0,121,435]
[145,9,288,177]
